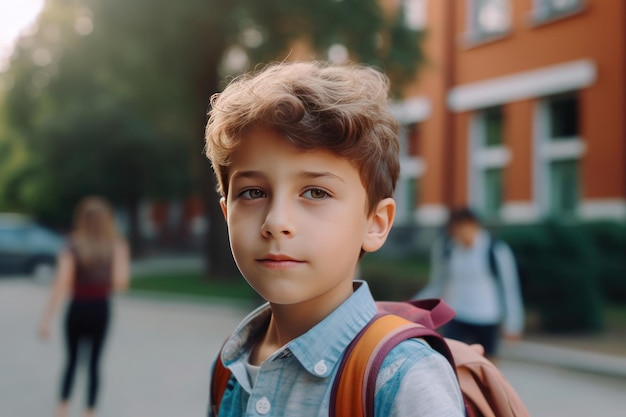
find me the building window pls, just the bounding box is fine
[403,0,428,31]
[535,92,585,218]
[530,0,584,25]
[548,93,578,138]
[466,0,511,44]
[549,159,579,217]
[469,105,510,220]
[396,123,425,225]
[484,106,504,147]
[484,168,503,218]
[407,122,421,156]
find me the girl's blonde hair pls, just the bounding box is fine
[71,196,120,264]
[205,61,400,215]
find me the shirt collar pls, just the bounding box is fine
[288,281,377,377]
[221,303,272,366]
[221,281,377,379]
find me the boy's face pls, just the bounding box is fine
[220,125,394,307]
[450,220,480,248]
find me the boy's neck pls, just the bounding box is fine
[249,281,354,365]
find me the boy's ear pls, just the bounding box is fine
[219,197,228,221]
[362,197,395,253]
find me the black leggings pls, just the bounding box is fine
[60,299,110,408]
[441,319,500,356]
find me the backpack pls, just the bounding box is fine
[210,298,530,417]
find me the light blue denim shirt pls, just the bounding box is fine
[210,281,464,417]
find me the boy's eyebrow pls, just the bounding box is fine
[230,170,265,181]
[296,171,345,183]
[230,170,345,183]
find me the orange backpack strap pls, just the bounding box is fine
[330,314,453,417]
[210,355,232,416]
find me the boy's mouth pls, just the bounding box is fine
[257,254,304,268]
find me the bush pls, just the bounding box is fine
[582,222,626,303]
[494,224,550,308]
[359,253,429,301]
[496,221,604,333]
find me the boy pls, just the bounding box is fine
[417,207,524,361]
[204,61,464,416]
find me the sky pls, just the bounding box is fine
[0,0,45,70]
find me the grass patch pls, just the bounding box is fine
[360,253,430,282]
[129,260,626,342]
[130,270,255,300]
[606,304,626,331]
[360,253,430,301]
[128,254,432,303]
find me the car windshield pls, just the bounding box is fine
[0,224,63,251]
[0,228,24,249]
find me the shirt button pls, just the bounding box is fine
[255,397,271,415]
[314,360,328,375]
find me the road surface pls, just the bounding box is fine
[1,278,625,416]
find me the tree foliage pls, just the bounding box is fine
[222,0,423,94]
[1,0,203,251]
[0,0,424,269]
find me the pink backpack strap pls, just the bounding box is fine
[330,314,456,417]
[377,298,456,329]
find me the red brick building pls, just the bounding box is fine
[392,0,626,228]
[144,0,626,247]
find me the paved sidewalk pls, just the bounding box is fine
[2,276,625,417]
[0,278,247,417]
[501,339,626,379]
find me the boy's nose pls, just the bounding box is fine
[261,199,295,238]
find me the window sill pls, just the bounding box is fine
[460,30,511,50]
[526,2,587,28]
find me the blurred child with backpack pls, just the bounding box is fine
[416,207,525,360]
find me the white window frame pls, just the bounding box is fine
[403,0,429,31]
[528,0,585,26]
[464,0,511,46]
[533,93,586,217]
[395,124,426,226]
[468,107,511,218]
[449,59,596,112]
[391,97,431,225]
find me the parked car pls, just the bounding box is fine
[0,213,65,280]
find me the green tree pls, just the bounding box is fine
[2,0,198,254]
[1,0,424,273]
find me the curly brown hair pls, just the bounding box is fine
[204,61,400,215]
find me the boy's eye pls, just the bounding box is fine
[239,188,266,199]
[302,188,330,200]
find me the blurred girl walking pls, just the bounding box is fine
[39,196,130,417]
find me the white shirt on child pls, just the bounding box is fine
[419,231,525,335]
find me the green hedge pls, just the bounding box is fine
[496,221,612,332]
[496,221,608,333]
[581,222,626,303]
[359,253,429,301]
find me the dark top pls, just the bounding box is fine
[69,242,113,300]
